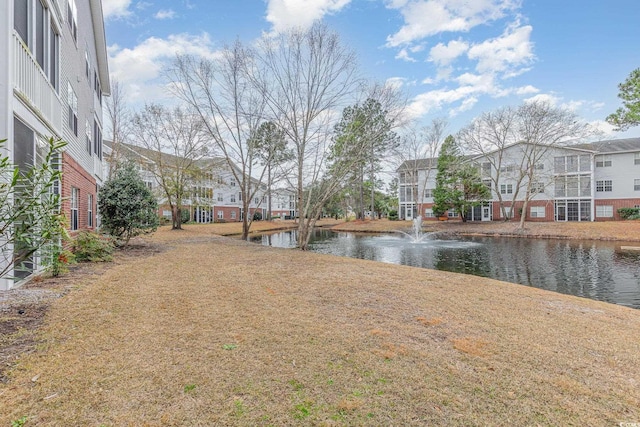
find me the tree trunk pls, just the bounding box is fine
[267,164,272,221]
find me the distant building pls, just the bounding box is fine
[104,141,297,222]
[1,0,110,289]
[398,138,640,222]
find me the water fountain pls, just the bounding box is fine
[394,216,433,243]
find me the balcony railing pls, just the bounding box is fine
[12,32,62,135]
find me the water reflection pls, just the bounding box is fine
[249,229,640,309]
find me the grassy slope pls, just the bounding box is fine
[1,223,639,425]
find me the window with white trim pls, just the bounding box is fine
[87,194,93,228]
[230,178,236,186]
[231,211,236,220]
[67,0,77,42]
[424,188,433,198]
[635,153,640,165]
[596,205,613,218]
[85,120,92,154]
[596,180,612,192]
[595,155,612,167]
[67,82,78,135]
[530,206,545,218]
[93,120,103,159]
[230,194,236,203]
[635,179,640,191]
[71,187,79,230]
[423,208,434,218]
[530,181,544,194]
[238,192,242,201]
[502,207,514,219]
[217,193,223,202]
[447,209,457,218]
[500,184,513,194]
[217,210,224,219]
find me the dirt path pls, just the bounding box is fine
[1,228,639,425]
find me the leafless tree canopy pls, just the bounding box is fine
[104,79,133,176]
[165,40,268,239]
[458,101,594,228]
[131,104,209,230]
[252,23,363,249]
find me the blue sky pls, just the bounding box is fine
[102,0,640,139]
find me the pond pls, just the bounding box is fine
[249,229,640,309]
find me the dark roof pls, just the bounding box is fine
[397,158,438,172]
[571,137,640,154]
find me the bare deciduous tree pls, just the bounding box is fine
[166,40,268,239]
[394,118,447,219]
[131,104,209,230]
[252,23,362,249]
[104,79,132,176]
[458,101,593,228]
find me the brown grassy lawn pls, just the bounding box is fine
[1,224,640,426]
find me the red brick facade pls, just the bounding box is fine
[61,153,96,233]
[595,199,640,221]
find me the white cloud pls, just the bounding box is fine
[108,33,219,103]
[395,48,417,62]
[154,9,176,20]
[102,0,133,19]
[428,39,469,67]
[386,0,520,47]
[265,0,353,33]
[467,23,534,75]
[515,85,539,95]
[524,93,561,106]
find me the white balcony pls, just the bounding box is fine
[93,155,104,182]
[12,32,62,135]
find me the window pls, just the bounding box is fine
[500,164,515,173]
[596,205,613,218]
[231,211,236,220]
[530,181,544,194]
[595,155,612,167]
[500,184,513,195]
[482,179,492,191]
[238,192,242,201]
[67,0,77,42]
[635,153,640,165]
[530,206,545,218]
[635,179,640,191]
[254,197,260,204]
[579,155,591,172]
[230,194,236,203]
[534,163,544,170]
[554,157,565,174]
[447,209,457,218]
[566,155,578,172]
[162,210,171,218]
[85,120,92,154]
[93,120,103,159]
[94,70,102,105]
[217,193,223,202]
[502,207,514,219]
[217,210,224,219]
[424,188,433,198]
[67,82,78,135]
[596,180,612,192]
[144,181,153,190]
[71,187,79,230]
[423,208,434,218]
[14,0,29,43]
[481,162,491,177]
[87,194,93,228]
[230,178,236,186]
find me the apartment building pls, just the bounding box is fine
[1,0,110,289]
[105,141,296,223]
[398,138,640,222]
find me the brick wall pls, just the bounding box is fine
[595,198,640,221]
[61,152,96,233]
[214,206,241,222]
